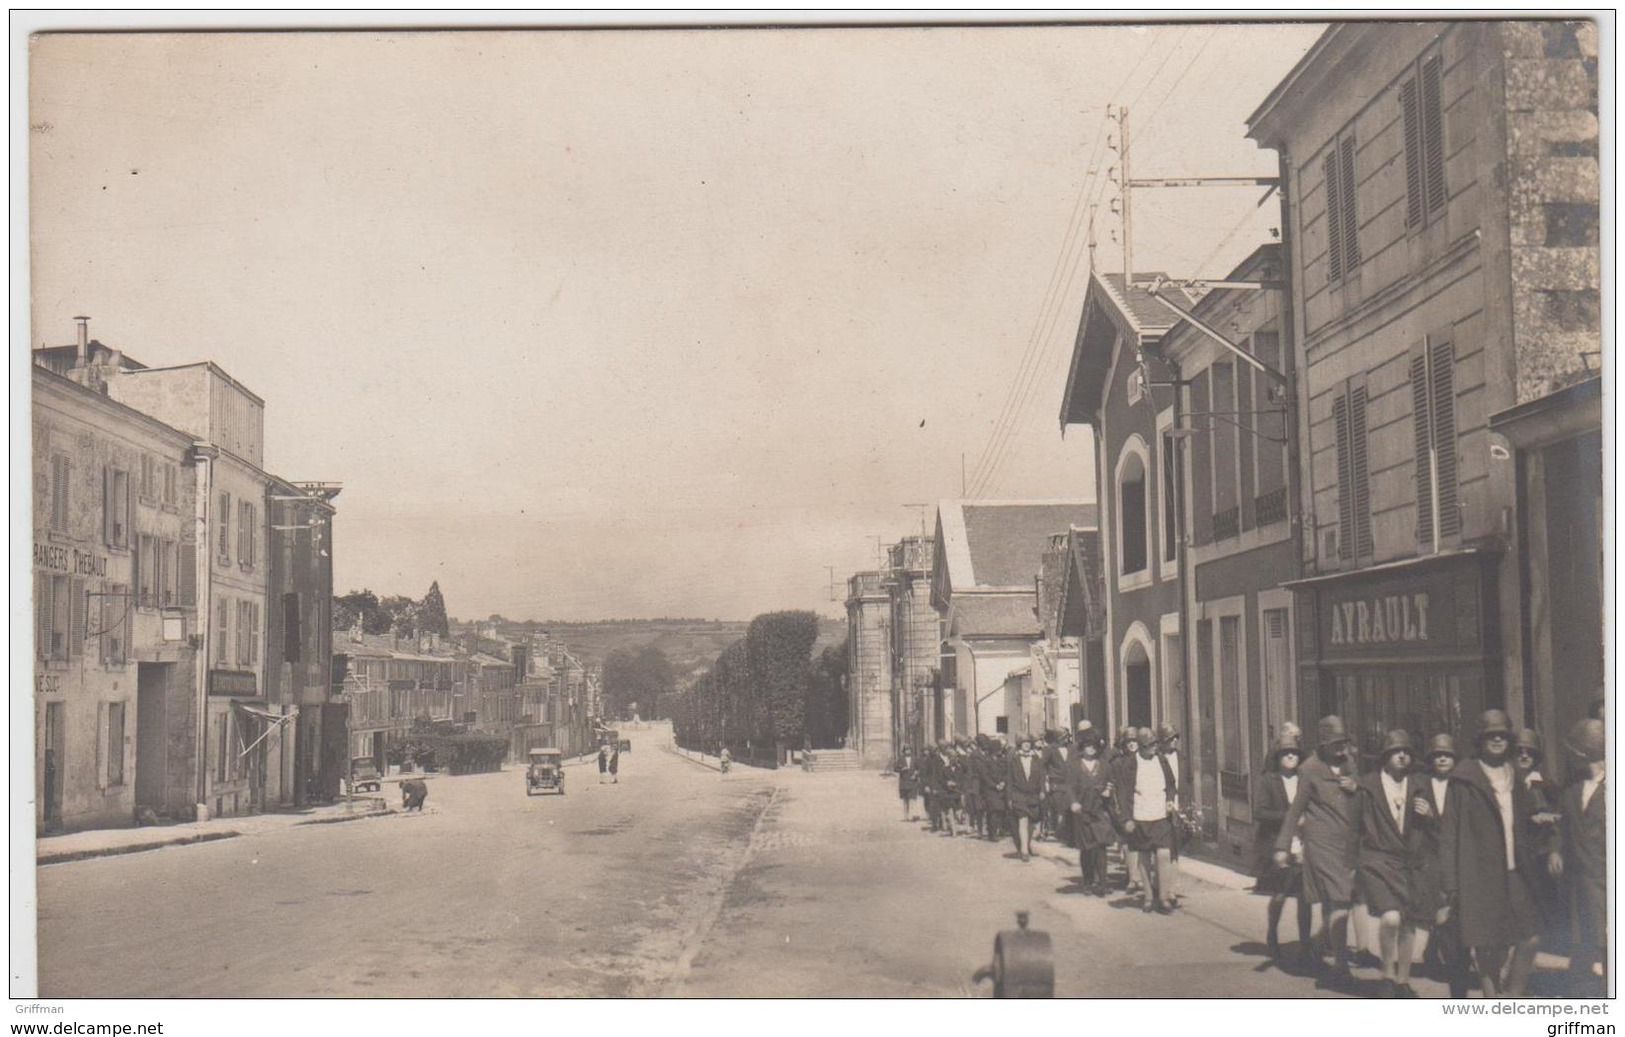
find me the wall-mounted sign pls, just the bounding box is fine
[1310,555,1488,663]
[209,670,259,697]
[34,543,108,578]
[1328,592,1430,647]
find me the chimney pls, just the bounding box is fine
[73,316,89,365]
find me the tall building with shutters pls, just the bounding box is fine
[1247,21,1601,768]
[32,350,200,832]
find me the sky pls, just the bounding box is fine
[26,19,1326,622]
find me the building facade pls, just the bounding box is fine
[32,361,200,831]
[845,571,893,765]
[1247,20,1601,771]
[885,536,938,755]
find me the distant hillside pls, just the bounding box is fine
[457,615,848,678]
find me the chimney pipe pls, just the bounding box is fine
[73,316,90,365]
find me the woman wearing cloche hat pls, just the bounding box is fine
[1352,730,1429,997]
[1254,730,1311,962]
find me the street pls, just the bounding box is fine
[37,721,1461,999]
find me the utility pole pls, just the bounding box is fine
[902,503,931,541]
[826,566,838,603]
[1119,106,1133,285]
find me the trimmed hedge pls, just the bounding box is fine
[385,733,509,775]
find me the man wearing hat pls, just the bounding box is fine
[1067,721,1115,895]
[1255,730,1312,961]
[1112,726,1180,912]
[1274,714,1359,977]
[1414,733,1469,997]
[921,739,957,836]
[1352,730,1429,997]
[1042,728,1076,847]
[1441,709,1541,997]
[1550,718,1606,995]
[1005,735,1047,861]
[962,736,987,840]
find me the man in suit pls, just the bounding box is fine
[922,740,955,835]
[1550,719,1606,996]
[1113,726,1179,912]
[1444,710,1543,997]
[1352,730,1428,998]
[1067,721,1115,896]
[1274,714,1358,977]
[1005,736,1046,861]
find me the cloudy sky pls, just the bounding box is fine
[27,19,1324,621]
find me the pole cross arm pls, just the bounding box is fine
[1127,176,1281,188]
[1142,280,1290,387]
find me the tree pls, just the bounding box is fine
[379,595,420,637]
[334,589,390,634]
[805,639,849,749]
[419,581,450,637]
[602,644,677,720]
[745,611,820,745]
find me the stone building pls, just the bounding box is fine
[1246,20,1601,769]
[885,536,938,754]
[845,571,892,765]
[32,354,199,831]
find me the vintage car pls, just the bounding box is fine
[525,748,565,796]
[347,757,383,795]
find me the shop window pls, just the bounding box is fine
[1412,330,1460,551]
[1323,132,1362,284]
[1333,380,1373,560]
[1401,50,1447,228]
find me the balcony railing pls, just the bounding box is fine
[1255,486,1288,526]
[1211,506,1240,542]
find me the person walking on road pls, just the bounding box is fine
[896,749,920,821]
[1067,721,1115,896]
[597,744,610,784]
[1416,734,1470,997]
[1255,731,1312,963]
[1113,726,1179,913]
[1005,737,1046,861]
[608,745,620,784]
[1440,709,1544,998]
[1274,715,1358,979]
[1042,730,1075,847]
[1551,719,1607,996]
[1352,730,1428,998]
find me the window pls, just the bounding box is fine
[1219,615,1243,772]
[284,592,302,662]
[1210,362,1239,539]
[139,455,157,503]
[162,462,178,507]
[100,583,130,666]
[136,534,156,607]
[1333,380,1373,560]
[1252,333,1290,525]
[215,713,230,784]
[36,574,82,662]
[178,541,197,609]
[1117,442,1149,576]
[1412,330,1460,551]
[237,600,260,669]
[159,539,177,607]
[1261,606,1293,744]
[1400,51,1447,227]
[105,703,126,786]
[50,453,72,533]
[217,492,232,565]
[104,467,131,549]
[216,598,230,665]
[1161,430,1180,565]
[238,500,256,570]
[1323,132,1361,283]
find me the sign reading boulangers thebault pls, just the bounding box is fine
[1309,552,1491,664]
[209,669,259,697]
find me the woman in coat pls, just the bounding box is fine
[1255,731,1312,962]
[1351,730,1429,998]
[1067,722,1115,896]
[1274,715,1359,975]
[1005,736,1046,861]
[896,749,921,821]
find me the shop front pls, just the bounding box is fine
[1290,551,1501,773]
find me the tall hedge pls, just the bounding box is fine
[745,611,819,743]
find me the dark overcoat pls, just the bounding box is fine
[1351,771,1429,920]
[1066,755,1116,848]
[1559,778,1607,954]
[896,756,920,800]
[1275,754,1357,904]
[1253,771,1295,879]
[1004,753,1046,817]
[1445,759,1540,947]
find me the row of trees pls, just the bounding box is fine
[669,610,848,757]
[601,644,675,720]
[334,581,451,638]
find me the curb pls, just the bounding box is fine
[295,805,394,827]
[37,829,241,866]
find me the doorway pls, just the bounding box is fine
[1124,639,1152,729]
[135,663,170,812]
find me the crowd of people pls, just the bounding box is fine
[891,708,1607,1000]
[894,721,1196,914]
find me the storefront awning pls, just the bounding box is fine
[1280,547,1493,589]
[1489,375,1601,451]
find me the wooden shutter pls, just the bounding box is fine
[35,574,50,661]
[52,455,70,531]
[218,492,231,562]
[1350,385,1373,558]
[1429,334,1460,537]
[1421,53,1446,214]
[1411,348,1435,546]
[1339,136,1361,272]
[178,542,197,608]
[69,578,86,659]
[103,466,114,546]
[1401,76,1424,227]
[1323,151,1344,283]
[1334,394,1353,559]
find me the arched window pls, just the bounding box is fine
[1116,437,1150,577]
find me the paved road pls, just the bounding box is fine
[38,724,776,997]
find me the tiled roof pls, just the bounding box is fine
[959,501,1098,588]
[952,593,1040,638]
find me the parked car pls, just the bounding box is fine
[347,757,383,795]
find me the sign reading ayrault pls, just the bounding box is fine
[33,542,108,578]
[1328,592,1430,646]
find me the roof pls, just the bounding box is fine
[950,593,1040,638]
[1059,270,1196,427]
[954,500,1097,588]
[1246,25,1343,146]
[339,631,463,663]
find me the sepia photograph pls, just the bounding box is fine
[12,10,1612,1024]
